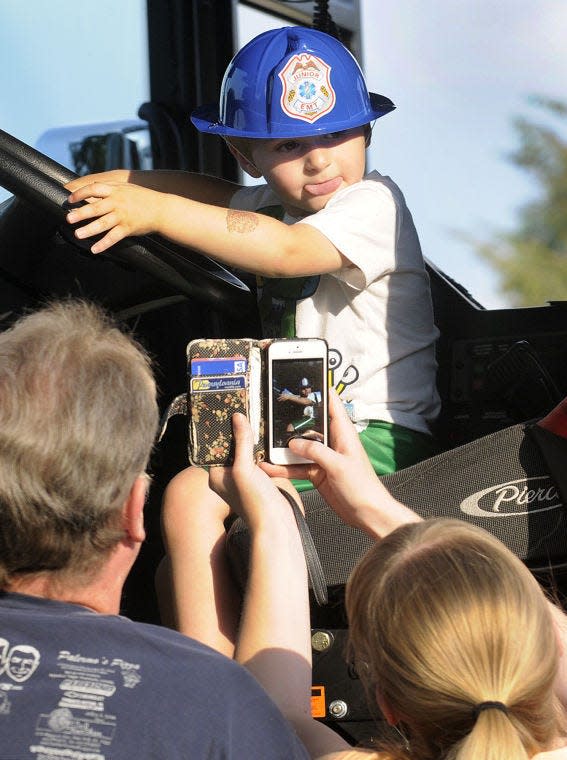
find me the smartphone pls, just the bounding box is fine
[267,338,328,465]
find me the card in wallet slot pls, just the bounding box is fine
[187,338,269,466]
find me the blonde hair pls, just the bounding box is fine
[0,300,158,587]
[346,519,564,760]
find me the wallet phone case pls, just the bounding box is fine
[187,337,270,466]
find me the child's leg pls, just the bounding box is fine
[156,465,241,658]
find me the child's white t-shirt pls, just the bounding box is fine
[231,171,440,435]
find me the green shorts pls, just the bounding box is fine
[291,419,439,494]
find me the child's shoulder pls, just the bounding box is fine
[325,171,407,212]
[359,171,404,198]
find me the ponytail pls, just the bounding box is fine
[454,707,529,760]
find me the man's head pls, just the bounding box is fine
[0,300,158,589]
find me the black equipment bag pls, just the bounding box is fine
[303,420,567,584]
[227,418,567,590]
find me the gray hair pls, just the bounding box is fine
[0,300,159,587]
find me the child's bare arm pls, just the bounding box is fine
[65,182,347,276]
[65,169,239,206]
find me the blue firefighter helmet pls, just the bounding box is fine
[191,26,395,139]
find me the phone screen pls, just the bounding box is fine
[271,357,326,448]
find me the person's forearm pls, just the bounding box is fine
[351,485,422,541]
[128,170,239,205]
[235,510,311,709]
[291,396,313,407]
[235,506,352,757]
[66,169,238,207]
[153,194,344,277]
[278,395,312,407]
[65,176,347,270]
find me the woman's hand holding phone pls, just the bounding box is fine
[262,389,420,540]
[208,412,299,534]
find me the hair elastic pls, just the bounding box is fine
[472,701,509,719]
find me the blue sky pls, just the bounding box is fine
[1,0,566,309]
[359,0,567,308]
[0,0,148,143]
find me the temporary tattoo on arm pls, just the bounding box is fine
[226,209,259,234]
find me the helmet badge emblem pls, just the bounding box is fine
[278,54,336,123]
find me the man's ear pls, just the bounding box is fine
[122,475,148,544]
[225,140,263,179]
[376,686,400,726]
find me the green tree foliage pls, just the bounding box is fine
[477,97,567,306]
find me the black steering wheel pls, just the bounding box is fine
[0,128,254,318]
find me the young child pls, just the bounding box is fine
[66,25,440,478]
[66,26,440,637]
